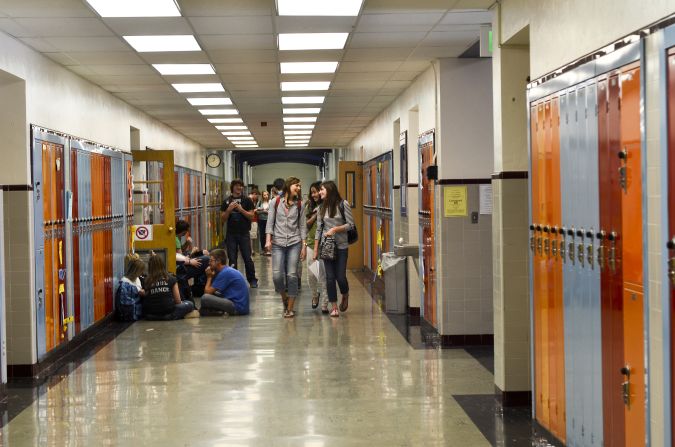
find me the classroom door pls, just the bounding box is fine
[338,161,363,270]
[131,150,177,272]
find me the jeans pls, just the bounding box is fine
[145,300,195,321]
[200,293,238,315]
[271,242,301,296]
[226,232,256,282]
[306,246,327,298]
[258,219,267,251]
[324,248,349,303]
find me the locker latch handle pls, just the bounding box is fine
[668,258,675,286]
[618,147,628,193]
[621,366,631,408]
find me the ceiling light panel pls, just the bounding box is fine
[278,33,348,51]
[282,96,325,104]
[285,135,312,140]
[216,125,248,130]
[284,124,315,129]
[287,144,309,147]
[222,131,252,135]
[188,98,232,106]
[228,137,255,141]
[86,0,181,17]
[278,0,362,16]
[280,62,339,73]
[283,117,317,123]
[173,83,224,93]
[153,64,215,75]
[209,118,243,123]
[124,35,201,52]
[199,108,239,115]
[281,82,330,91]
[284,130,313,135]
[283,108,321,114]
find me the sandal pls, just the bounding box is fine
[339,294,349,312]
[284,309,295,318]
[330,307,339,318]
[282,296,289,311]
[321,302,329,314]
[311,294,319,309]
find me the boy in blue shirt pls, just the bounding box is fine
[200,249,250,316]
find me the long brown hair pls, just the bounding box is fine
[145,254,169,289]
[282,176,301,204]
[319,180,343,218]
[124,254,145,281]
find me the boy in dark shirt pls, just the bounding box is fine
[221,179,258,288]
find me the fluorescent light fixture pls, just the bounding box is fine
[282,96,325,104]
[188,97,232,106]
[228,137,255,141]
[173,83,224,93]
[280,62,339,74]
[278,0,362,16]
[86,0,181,17]
[286,141,310,144]
[284,130,313,135]
[283,108,321,114]
[284,125,315,130]
[153,64,215,75]
[285,135,312,140]
[235,143,258,146]
[236,146,259,148]
[287,144,309,147]
[281,82,330,91]
[199,108,239,115]
[124,35,200,52]
[209,118,242,123]
[283,116,317,123]
[222,131,251,136]
[278,33,348,50]
[216,125,248,130]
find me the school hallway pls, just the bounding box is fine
[0,255,542,446]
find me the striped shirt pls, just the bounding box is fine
[317,200,355,250]
[266,198,307,247]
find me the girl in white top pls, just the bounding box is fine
[122,255,146,296]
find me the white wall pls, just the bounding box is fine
[251,163,320,196]
[498,0,675,78]
[0,30,206,186]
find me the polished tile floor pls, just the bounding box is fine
[0,256,553,446]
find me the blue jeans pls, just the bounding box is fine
[272,242,301,296]
[324,248,349,303]
[258,219,267,250]
[226,232,256,282]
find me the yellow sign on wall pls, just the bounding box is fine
[444,186,467,217]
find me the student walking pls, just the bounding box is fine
[305,181,328,312]
[314,181,354,318]
[221,179,258,288]
[265,177,307,318]
[256,190,271,255]
[142,254,199,320]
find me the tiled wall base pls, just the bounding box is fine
[495,385,531,407]
[442,333,494,347]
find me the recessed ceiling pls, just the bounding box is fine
[0,0,493,149]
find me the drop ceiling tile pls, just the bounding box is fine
[24,36,128,52]
[410,45,469,58]
[422,30,478,46]
[338,61,403,72]
[334,72,393,82]
[207,49,277,63]
[361,0,450,13]
[343,48,411,62]
[279,73,333,83]
[452,1,496,11]
[85,64,157,76]
[432,23,482,32]
[230,90,282,99]
[102,17,193,35]
[383,80,412,89]
[399,60,432,71]
[0,0,96,18]
[85,74,166,85]
[68,65,98,77]
[19,37,57,52]
[180,0,274,17]
[390,71,421,81]
[378,87,406,96]
[102,84,174,93]
[190,16,274,34]
[278,50,344,62]
[274,16,356,33]
[355,13,444,32]
[0,18,29,37]
[139,52,212,64]
[12,18,112,37]
[332,80,387,89]
[200,34,275,50]
[328,88,382,97]
[59,51,145,65]
[214,62,277,73]
[43,52,80,65]
[221,73,278,83]
[349,32,426,48]
[226,82,280,92]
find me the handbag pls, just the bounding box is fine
[319,235,337,261]
[338,202,358,245]
[249,221,258,239]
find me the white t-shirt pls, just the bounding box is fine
[122,276,142,291]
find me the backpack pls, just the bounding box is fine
[115,281,142,322]
[338,201,359,245]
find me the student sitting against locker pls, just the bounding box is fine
[199,249,250,316]
[143,253,200,320]
[175,219,210,298]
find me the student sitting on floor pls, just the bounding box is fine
[200,249,250,316]
[143,253,200,320]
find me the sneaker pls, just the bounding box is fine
[284,309,295,318]
[184,310,200,319]
[250,279,258,288]
[311,294,319,309]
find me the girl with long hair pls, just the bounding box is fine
[143,253,199,320]
[257,190,271,255]
[265,176,307,318]
[305,181,328,312]
[313,181,354,317]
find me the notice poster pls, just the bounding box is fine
[479,184,493,215]
[443,186,467,217]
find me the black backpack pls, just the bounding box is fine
[338,201,358,245]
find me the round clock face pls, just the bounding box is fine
[206,153,221,168]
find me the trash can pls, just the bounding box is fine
[382,252,407,314]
